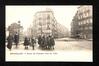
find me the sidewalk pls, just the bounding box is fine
[55,37,93,42]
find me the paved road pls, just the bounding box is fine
[5,40,92,61]
[5,39,92,51]
[55,40,92,50]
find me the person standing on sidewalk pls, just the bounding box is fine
[51,35,55,50]
[48,35,55,50]
[14,32,19,49]
[31,37,36,50]
[23,37,30,50]
[41,35,46,50]
[38,35,42,48]
[7,33,13,51]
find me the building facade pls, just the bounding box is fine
[71,13,79,38]
[71,5,93,39]
[32,8,69,38]
[57,23,69,38]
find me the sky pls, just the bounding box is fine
[6,5,79,32]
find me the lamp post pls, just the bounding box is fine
[18,21,21,41]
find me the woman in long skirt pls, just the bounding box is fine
[23,37,30,49]
[7,34,13,51]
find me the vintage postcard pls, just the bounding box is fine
[5,5,93,62]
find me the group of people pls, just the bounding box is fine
[23,34,55,50]
[6,32,55,51]
[23,37,36,50]
[38,35,55,50]
[6,32,19,51]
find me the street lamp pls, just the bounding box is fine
[18,21,21,41]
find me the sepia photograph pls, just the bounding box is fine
[5,5,93,62]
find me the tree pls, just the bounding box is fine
[7,22,23,36]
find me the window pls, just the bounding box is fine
[38,27,42,30]
[88,19,90,24]
[80,22,82,25]
[85,21,87,24]
[90,10,92,16]
[80,15,82,19]
[47,21,50,24]
[82,21,84,24]
[85,21,86,24]
[39,22,42,26]
[47,15,50,19]
[90,19,92,23]
[79,22,81,25]
[85,27,88,30]
[80,21,82,25]
[86,19,88,24]
[39,17,41,20]
[89,26,92,29]
[86,12,89,17]
[83,13,85,18]
[78,15,80,19]
[47,25,50,29]
[82,9,84,13]
[87,19,89,23]
[85,12,87,17]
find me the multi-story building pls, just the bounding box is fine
[32,8,57,38]
[57,23,69,38]
[71,5,93,39]
[26,25,33,38]
[71,13,79,38]
[32,8,69,38]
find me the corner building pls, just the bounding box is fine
[33,8,58,38]
[71,5,93,39]
[32,8,69,38]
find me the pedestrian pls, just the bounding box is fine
[23,37,30,50]
[7,33,13,51]
[51,36,55,49]
[48,35,55,50]
[38,35,42,48]
[41,35,46,50]
[46,35,50,49]
[14,32,19,49]
[43,35,48,50]
[31,37,36,50]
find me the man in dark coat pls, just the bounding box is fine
[7,34,13,51]
[48,35,55,50]
[38,35,42,47]
[46,36,50,49]
[31,37,36,50]
[14,32,19,48]
[23,37,30,49]
[45,36,48,49]
[50,36,55,49]
[42,35,47,50]
[47,35,51,49]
